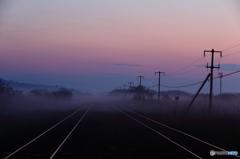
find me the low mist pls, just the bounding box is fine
[1,80,240,122]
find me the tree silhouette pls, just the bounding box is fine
[51,88,73,99]
[0,80,22,95]
[130,85,154,101]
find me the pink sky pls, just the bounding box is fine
[0,0,240,93]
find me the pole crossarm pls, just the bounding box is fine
[204,49,222,57]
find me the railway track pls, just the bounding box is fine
[3,101,239,158]
[113,103,240,159]
[4,102,94,159]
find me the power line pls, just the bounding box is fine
[133,70,239,90]
[165,66,204,76]
[145,75,155,79]
[147,84,158,88]
[145,77,158,80]
[122,47,240,91]
[160,81,204,88]
[222,43,240,51]
[213,70,240,79]
[222,70,240,77]
[160,70,240,89]
[133,78,138,84]
[144,75,158,80]
[215,51,240,61]
[166,57,204,76]
[223,50,240,58]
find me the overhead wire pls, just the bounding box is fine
[165,46,240,77]
[221,43,240,51]
[160,70,240,89]
[213,70,240,79]
[135,43,240,90]
[165,66,205,76]
[160,81,204,88]
[145,78,158,80]
[166,57,204,76]
[223,50,240,58]
[144,75,156,80]
[152,48,239,77]
[214,51,240,62]
[133,78,138,85]
[147,84,158,88]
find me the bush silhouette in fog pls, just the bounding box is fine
[108,89,127,96]
[162,94,172,101]
[0,80,23,113]
[52,88,73,99]
[215,93,238,100]
[29,89,51,97]
[130,85,154,101]
[196,93,209,99]
[0,80,12,93]
[0,80,22,96]
[29,88,73,99]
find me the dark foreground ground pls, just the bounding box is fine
[0,101,239,159]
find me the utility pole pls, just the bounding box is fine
[124,82,133,98]
[137,76,144,86]
[155,71,165,102]
[128,82,133,90]
[128,82,133,87]
[204,49,222,113]
[123,85,127,90]
[218,72,223,94]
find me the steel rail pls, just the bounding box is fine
[4,103,89,159]
[50,102,94,159]
[116,104,240,158]
[113,105,202,159]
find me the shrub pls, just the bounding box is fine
[215,93,238,100]
[130,85,155,101]
[51,88,73,99]
[162,94,172,101]
[0,80,22,96]
[29,89,51,98]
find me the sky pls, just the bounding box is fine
[0,0,240,94]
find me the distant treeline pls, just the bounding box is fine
[108,86,191,99]
[0,80,95,115]
[108,85,240,101]
[0,80,92,100]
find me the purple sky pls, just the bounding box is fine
[0,0,240,93]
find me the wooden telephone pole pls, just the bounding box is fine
[155,71,165,102]
[137,76,144,86]
[204,49,222,113]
